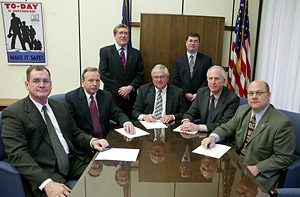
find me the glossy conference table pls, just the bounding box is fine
[70,121,269,197]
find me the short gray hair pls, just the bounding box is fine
[207,65,226,79]
[113,24,129,35]
[151,64,169,76]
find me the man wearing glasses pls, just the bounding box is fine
[173,32,212,107]
[132,64,187,124]
[99,24,144,119]
[201,80,295,192]
[1,65,109,196]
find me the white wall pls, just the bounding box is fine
[0,0,260,99]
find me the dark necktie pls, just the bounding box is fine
[120,47,125,68]
[42,105,69,176]
[154,90,162,119]
[206,95,215,124]
[90,96,103,138]
[189,55,194,78]
[240,115,256,158]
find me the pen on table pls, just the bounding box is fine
[101,147,112,152]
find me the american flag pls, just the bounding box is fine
[122,0,132,47]
[228,0,251,97]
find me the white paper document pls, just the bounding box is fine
[173,125,198,135]
[192,144,231,159]
[140,121,168,129]
[95,148,140,162]
[115,127,149,138]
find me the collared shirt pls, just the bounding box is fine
[84,90,99,113]
[187,52,197,65]
[138,85,175,121]
[115,42,127,64]
[210,104,270,142]
[30,96,69,154]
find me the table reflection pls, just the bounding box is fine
[71,121,269,197]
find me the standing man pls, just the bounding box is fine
[132,64,187,124]
[173,32,212,107]
[99,24,144,119]
[201,80,296,192]
[1,65,109,196]
[180,66,240,132]
[66,67,135,144]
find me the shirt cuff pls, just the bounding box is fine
[181,118,190,123]
[199,124,208,132]
[90,138,98,148]
[39,178,52,191]
[172,115,175,121]
[123,121,131,127]
[138,114,144,121]
[209,133,220,143]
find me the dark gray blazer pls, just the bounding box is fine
[183,86,240,132]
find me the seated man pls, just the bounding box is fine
[66,67,135,141]
[132,64,187,123]
[201,80,296,192]
[1,65,109,196]
[181,66,240,132]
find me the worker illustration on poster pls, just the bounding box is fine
[1,2,46,65]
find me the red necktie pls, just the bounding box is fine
[90,96,103,138]
[120,47,125,68]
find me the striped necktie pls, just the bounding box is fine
[189,55,194,78]
[120,47,125,68]
[154,90,162,119]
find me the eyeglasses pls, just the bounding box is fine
[153,76,167,80]
[247,91,268,96]
[29,79,51,85]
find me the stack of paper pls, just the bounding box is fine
[95,148,140,162]
[192,144,231,159]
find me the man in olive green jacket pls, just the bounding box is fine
[201,80,295,192]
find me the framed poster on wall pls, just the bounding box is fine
[1,2,46,65]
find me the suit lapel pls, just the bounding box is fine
[95,90,105,131]
[146,85,156,113]
[111,45,124,71]
[184,54,191,80]
[24,97,51,146]
[211,88,226,121]
[248,106,272,144]
[166,85,174,114]
[78,88,93,128]
[191,52,201,79]
[201,88,210,122]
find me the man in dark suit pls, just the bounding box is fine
[99,24,144,119]
[132,64,187,124]
[202,80,296,192]
[66,67,135,144]
[180,66,240,132]
[173,32,213,107]
[1,65,109,197]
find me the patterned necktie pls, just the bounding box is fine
[120,47,125,68]
[240,115,256,158]
[206,95,215,124]
[42,106,69,176]
[90,96,103,138]
[154,90,162,119]
[189,55,194,78]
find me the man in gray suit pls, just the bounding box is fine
[1,65,109,196]
[180,66,240,132]
[99,24,144,119]
[201,80,296,192]
[132,64,187,124]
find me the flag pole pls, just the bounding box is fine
[238,0,247,74]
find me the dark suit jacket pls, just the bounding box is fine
[213,104,296,192]
[183,86,240,132]
[1,96,93,191]
[99,44,144,94]
[173,52,212,94]
[65,87,129,138]
[132,83,188,120]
